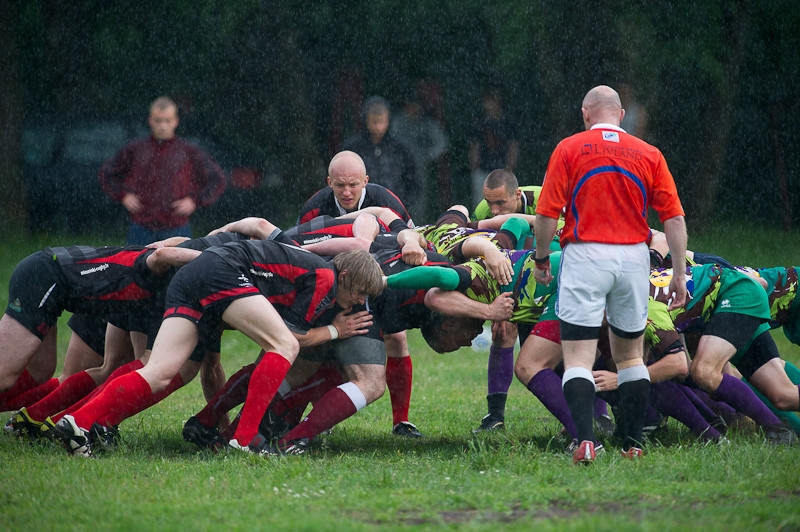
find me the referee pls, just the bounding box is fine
[533,85,687,463]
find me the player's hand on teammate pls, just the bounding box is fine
[400,240,427,266]
[484,248,513,286]
[533,264,553,285]
[332,308,374,339]
[487,292,515,321]
[592,370,618,392]
[667,274,687,311]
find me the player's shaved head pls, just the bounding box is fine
[329,151,367,179]
[484,169,519,196]
[327,151,369,212]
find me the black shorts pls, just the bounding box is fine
[703,312,763,349]
[162,252,259,333]
[70,310,167,360]
[189,328,224,363]
[734,331,780,380]
[67,314,107,356]
[6,252,68,339]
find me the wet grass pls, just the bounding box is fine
[1,224,799,531]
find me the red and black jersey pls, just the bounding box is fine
[44,245,166,310]
[369,245,458,334]
[296,183,413,226]
[175,231,249,251]
[284,217,359,246]
[204,240,337,332]
[284,216,401,248]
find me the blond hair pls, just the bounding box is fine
[332,249,384,298]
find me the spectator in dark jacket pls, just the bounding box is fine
[341,96,419,208]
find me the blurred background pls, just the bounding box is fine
[1,0,798,236]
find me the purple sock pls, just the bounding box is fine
[693,388,737,417]
[593,397,609,418]
[680,385,721,423]
[643,404,662,426]
[488,346,514,395]
[712,374,781,427]
[527,369,577,439]
[650,381,720,440]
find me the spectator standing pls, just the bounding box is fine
[468,87,519,207]
[533,85,687,463]
[390,94,448,223]
[99,97,227,245]
[618,83,648,140]
[341,96,419,209]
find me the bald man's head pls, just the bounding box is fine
[327,151,369,212]
[329,151,367,177]
[581,85,624,129]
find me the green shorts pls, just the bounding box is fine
[716,269,771,320]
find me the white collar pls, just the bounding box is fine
[334,187,367,216]
[591,123,626,133]
[519,190,528,213]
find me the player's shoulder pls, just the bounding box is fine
[365,183,403,203]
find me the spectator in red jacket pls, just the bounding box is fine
[99,96,227,245]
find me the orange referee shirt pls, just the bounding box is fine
[536,125,684,246]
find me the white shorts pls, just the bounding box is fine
[555,242,650,333]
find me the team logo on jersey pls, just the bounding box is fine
[247,269,273,280]
[302,235,332,245]
[9,298,21,312]
[650,269,673,287]
[80,263,109,275]
[602,131,620,143]
[719,299,731,309]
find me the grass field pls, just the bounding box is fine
[1,225,799,531]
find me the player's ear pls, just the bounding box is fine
[327,176,332,187]
[364,174,370,184]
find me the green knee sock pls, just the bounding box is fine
[783,360,800,384]
[744,378,800,434]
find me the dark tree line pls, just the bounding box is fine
[2,0,798,231]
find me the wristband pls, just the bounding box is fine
[327,324,339,340]
[534,255,549,268]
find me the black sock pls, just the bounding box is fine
[487,392,507,420]
[563,378,596,443]
[617,379,650,449]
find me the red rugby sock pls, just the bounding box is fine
[195,363,255,427]
[386,356,412,424]
[280,384,360,443]
[72,371,185,428]
[54,359,144,422]
[0,370,39,409]
[231,352,291,445]
[4,377,59,411]
[26,371,97,420]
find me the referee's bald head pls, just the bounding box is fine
[581,85,624,129]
